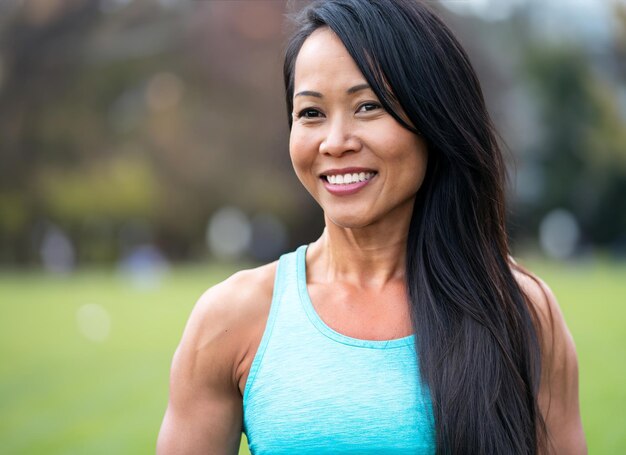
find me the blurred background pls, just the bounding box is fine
[0,0,624,453]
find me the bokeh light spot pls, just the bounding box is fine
[76,303,111,343]
[539,208,581,260]
[40,225,76,274]
[207,206,251,260]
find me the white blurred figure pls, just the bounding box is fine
[206,206,252,260]
[118,243,170,290]
[539,208,581,260]
[40,224,76,274]
[76,303,111,343]
[249,213,288,262]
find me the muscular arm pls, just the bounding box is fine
[515,269,587,455]
[156,281,245,455]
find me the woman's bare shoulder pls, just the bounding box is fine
[510,264,553,322]
[509,257,587,454]
[508,258,567,342]
[173,261,278,386]
[508,258,574,365]
[190,260,278,339]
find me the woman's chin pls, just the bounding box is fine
[324,212,377,230]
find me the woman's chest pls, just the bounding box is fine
[243,336,434,454]
[307,283,414,341]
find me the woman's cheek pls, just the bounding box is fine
[290,133,315,171]
[288,142,307,185]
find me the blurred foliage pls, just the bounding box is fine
[37,155,158,222]
[0,0,625,265]
[0,0,308,265]
[520,42,626,247]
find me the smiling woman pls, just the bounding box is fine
[289,28,428,231]
[156,1,586,454]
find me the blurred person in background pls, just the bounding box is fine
[157,0,586,453]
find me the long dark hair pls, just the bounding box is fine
[284,0,548,453]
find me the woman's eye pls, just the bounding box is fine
[358,102,382,112]
[296,108,322,119]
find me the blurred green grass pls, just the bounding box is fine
[0,258,624,454]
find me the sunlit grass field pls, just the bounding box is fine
[0,257,624,454]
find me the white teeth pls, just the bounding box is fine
[326,172,375,185]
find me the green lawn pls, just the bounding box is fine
[0,258,623,454]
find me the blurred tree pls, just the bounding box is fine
[0,0,306,265]
[0,0,102,263]
[520,38,626,249]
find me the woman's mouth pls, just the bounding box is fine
[323,171,376,185]
[320,171,377,196]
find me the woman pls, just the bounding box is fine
[157,0,586,453]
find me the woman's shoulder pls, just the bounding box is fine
[174,260,279,391]
[509,257,586,453]
[191,260,279,339]
[508,257,573,353]
[508,257,567,340]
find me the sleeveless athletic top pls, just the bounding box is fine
[242,245,436,454]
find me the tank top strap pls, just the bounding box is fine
[243,245,311,403]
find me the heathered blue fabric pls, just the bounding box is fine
[242,245,436,454]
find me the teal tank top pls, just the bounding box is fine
[242,245,436,454]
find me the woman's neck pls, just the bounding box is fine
[307,215,410,290]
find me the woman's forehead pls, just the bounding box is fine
[293,28,369,95]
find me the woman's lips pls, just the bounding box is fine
[321,173,377,196]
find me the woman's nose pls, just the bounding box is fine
[319,117,362,156]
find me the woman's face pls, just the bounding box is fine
[289,27,428,230]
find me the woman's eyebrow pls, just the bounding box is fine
[294,83,371,98]
[345,83,371,94]
[294,90,323,98]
